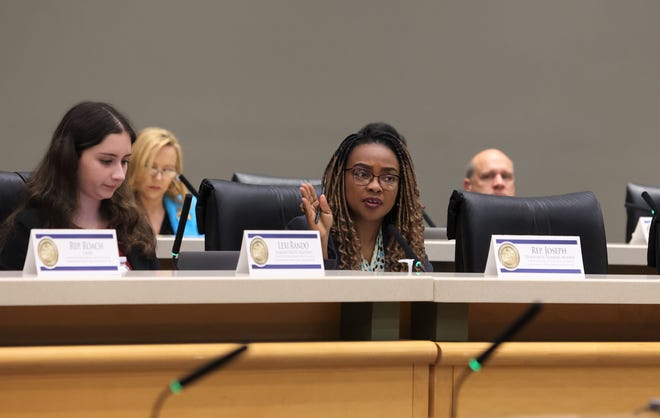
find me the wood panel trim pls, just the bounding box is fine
[437,342,660,366]
[0,341,440,373]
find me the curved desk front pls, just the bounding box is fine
[0,271,433,345]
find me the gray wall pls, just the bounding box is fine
[2,0,659,242]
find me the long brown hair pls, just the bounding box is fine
[1,101,155,257]
[323,131,426,271]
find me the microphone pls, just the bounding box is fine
[150,344,248,418]
[178,174,199,198]
[451,302,542,418]
[641,191,657,215]
[422,210,437,228]
[386,224,425,272]
[171,193,193,265]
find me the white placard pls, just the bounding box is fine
[485,235,585,278]
[236,230,324,276]
[629,216,652,245]
[23,229,120,276]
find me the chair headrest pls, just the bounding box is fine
[197,179,321,251]
[231,172,322,187]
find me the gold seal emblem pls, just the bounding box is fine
[498,242,520,270]
[37,237,59,268]
[250,237,269,266]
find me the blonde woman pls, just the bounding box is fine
[126,127,202,236]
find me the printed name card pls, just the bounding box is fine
[236,230,324,276]
[629,216,652,245]
[485,235,585,278]
[23,229,121,276]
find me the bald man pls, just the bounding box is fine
[463,149,515,196]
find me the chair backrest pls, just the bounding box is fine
[624,182,660,243]
[0,171,30,223]
[447,190,608,274]
[197,179,321,251]
[231,172,322,187]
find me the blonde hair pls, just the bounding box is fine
[127,127,187,200]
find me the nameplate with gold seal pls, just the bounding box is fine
[485,235,584,278]
[23,229,121,276]
[237,230,324,276]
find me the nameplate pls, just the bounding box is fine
[236,230,324,276]
[629,216,652,245]
[485,235,585,278]
[23,229,120,276]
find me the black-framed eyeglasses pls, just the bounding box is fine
[146,166,178,179]
[345,166,400,190]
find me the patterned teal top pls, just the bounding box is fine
[359,228,385,272]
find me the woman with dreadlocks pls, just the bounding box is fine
[289,130,431,272]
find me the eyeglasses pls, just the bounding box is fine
[147,167,178,179]
[345,166,400,190]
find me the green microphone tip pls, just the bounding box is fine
[169,380,183,394]
[468,358,482,372]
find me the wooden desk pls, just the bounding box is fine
[0,271,433,345]
[432,342,660,418]
[0,340,438,418]
[411,274,660,341]
[4,272,660,345]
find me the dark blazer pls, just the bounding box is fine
[286,215,432,272]
[0,206,159,271]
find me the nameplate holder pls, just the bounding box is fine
[23,229,121,277]
[236,230,324,276]
[629,216,652,245]
[484,235,585,278]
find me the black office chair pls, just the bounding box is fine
[0,171,30,223]
[447,190,608,274]
[624,183,660,243]
[231,172,322,187]
[197,179,322,251]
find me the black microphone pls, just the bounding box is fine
[451,302,542,418]
[150,344,248,418]
[178,174,199,198]
[642,191,657,215]
[422,210,437,228]
[386,224,425,272]
[171,193,193,265]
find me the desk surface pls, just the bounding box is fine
[2,271,660,306]
[424,239,649,265]
[156,235,204,258]
[432,273,660,304]
[0,270,434,306]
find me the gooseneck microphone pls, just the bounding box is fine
[450,302,542,418]
[386,224,426,272]
[150,344,248,418]
[171,193,193,267]
[178,174,199,198]
[642,191,657,215]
